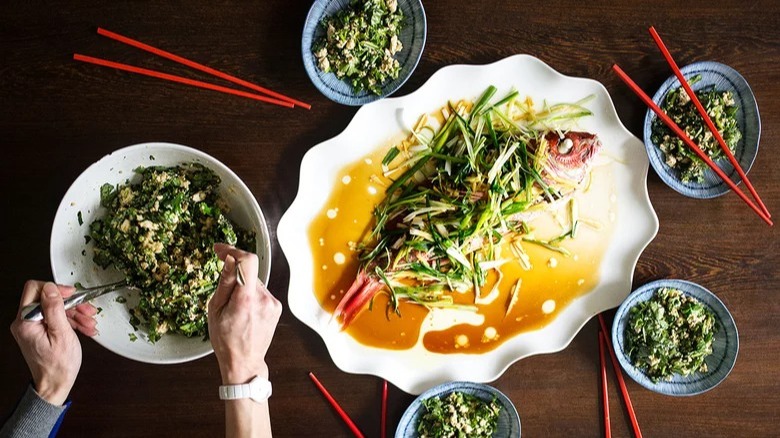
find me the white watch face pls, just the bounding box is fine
[249,376,273,402]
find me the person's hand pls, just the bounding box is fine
[10,281,98,405]
[208,244,282,384]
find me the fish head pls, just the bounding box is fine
[542,131,602,186]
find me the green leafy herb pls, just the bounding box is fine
[313,0,404,95]
[96,307,103,314]
[624,287,718,382]
[115,296,127,304]
[89,164,255,343]
[417,391,501,438]
[77,211,84,226]
[651,75,742,183]
[128,333,138,342]
[99,183,116,208]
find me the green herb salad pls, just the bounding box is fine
[650,75,742,183]
[624,287,718,382]
[417,391,501,438]
[89,163,254,343]
[313,0,404,95]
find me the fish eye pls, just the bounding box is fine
[557,138,574,154]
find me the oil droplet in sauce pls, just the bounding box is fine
[308,141,616,354]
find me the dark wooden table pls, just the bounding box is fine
[2,1,779,437]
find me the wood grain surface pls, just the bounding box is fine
[1,1,779,437]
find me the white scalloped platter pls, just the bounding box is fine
[278,55,658,394]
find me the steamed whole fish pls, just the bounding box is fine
[333,87,602,328]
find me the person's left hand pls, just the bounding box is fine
[10,281,98,405]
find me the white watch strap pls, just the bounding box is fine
[219,376,272,403]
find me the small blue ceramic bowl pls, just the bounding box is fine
[612,279,738,396]
[302,0,427,106]
[643,61,760,198]
[395,381,520,438]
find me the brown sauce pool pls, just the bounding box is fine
[308,142,616,354]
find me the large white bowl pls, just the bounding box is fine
[50,142,271,364]
[278,55,659,394]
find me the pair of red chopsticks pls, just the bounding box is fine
[309,372,388,438]
[74,27,310,110]
[598,313,641,438]
[614,27,771,226]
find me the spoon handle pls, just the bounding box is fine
[21,280,129,322]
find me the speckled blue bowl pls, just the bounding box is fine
[643,61,760,198]
[612,279,739,396]
[395,381,520,437]
[302,0,427,106]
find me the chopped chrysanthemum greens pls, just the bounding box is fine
[417,391,501,438]
[313,0,404,95]
[651,75,742,183]
[625,287,718,382]
[89,164,254,343]
[344,86,598,322]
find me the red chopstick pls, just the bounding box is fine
[96,27,311,110]
[381,380,388,438]
[73,54,294,108]
[308,372,366,438]
[598,314,642,438]
[648,26,769,218]
[598,330,611,438]
[612,64,773,226]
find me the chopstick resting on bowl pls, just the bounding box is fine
[612,64,772,226]
[598,313,642,438]
[74,27,310,110]
[648,26,770,219]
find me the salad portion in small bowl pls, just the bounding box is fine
[395,381,520,437]
[302,0,426,105]
[611,279,738,396]
[643,61,760,198]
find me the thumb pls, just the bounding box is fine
[40,282,71,337]
[209,254,237,313]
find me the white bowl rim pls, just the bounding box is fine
[50,141,272,364]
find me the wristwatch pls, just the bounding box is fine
[219,376,272,403]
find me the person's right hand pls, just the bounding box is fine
[10,281,98,405]
[208,244,282,384]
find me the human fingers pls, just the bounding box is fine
[68,312,98,337]
[210,254,237,313]
[213,243,236,260]
[214,244,259,295]
[58,284,77,298]
[234,254,259,295]
[72,303,98,317]
[40,282,72,337]
[66,305,98,326]
[18,280,45,315]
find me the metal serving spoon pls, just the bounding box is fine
[21,280,132,321]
